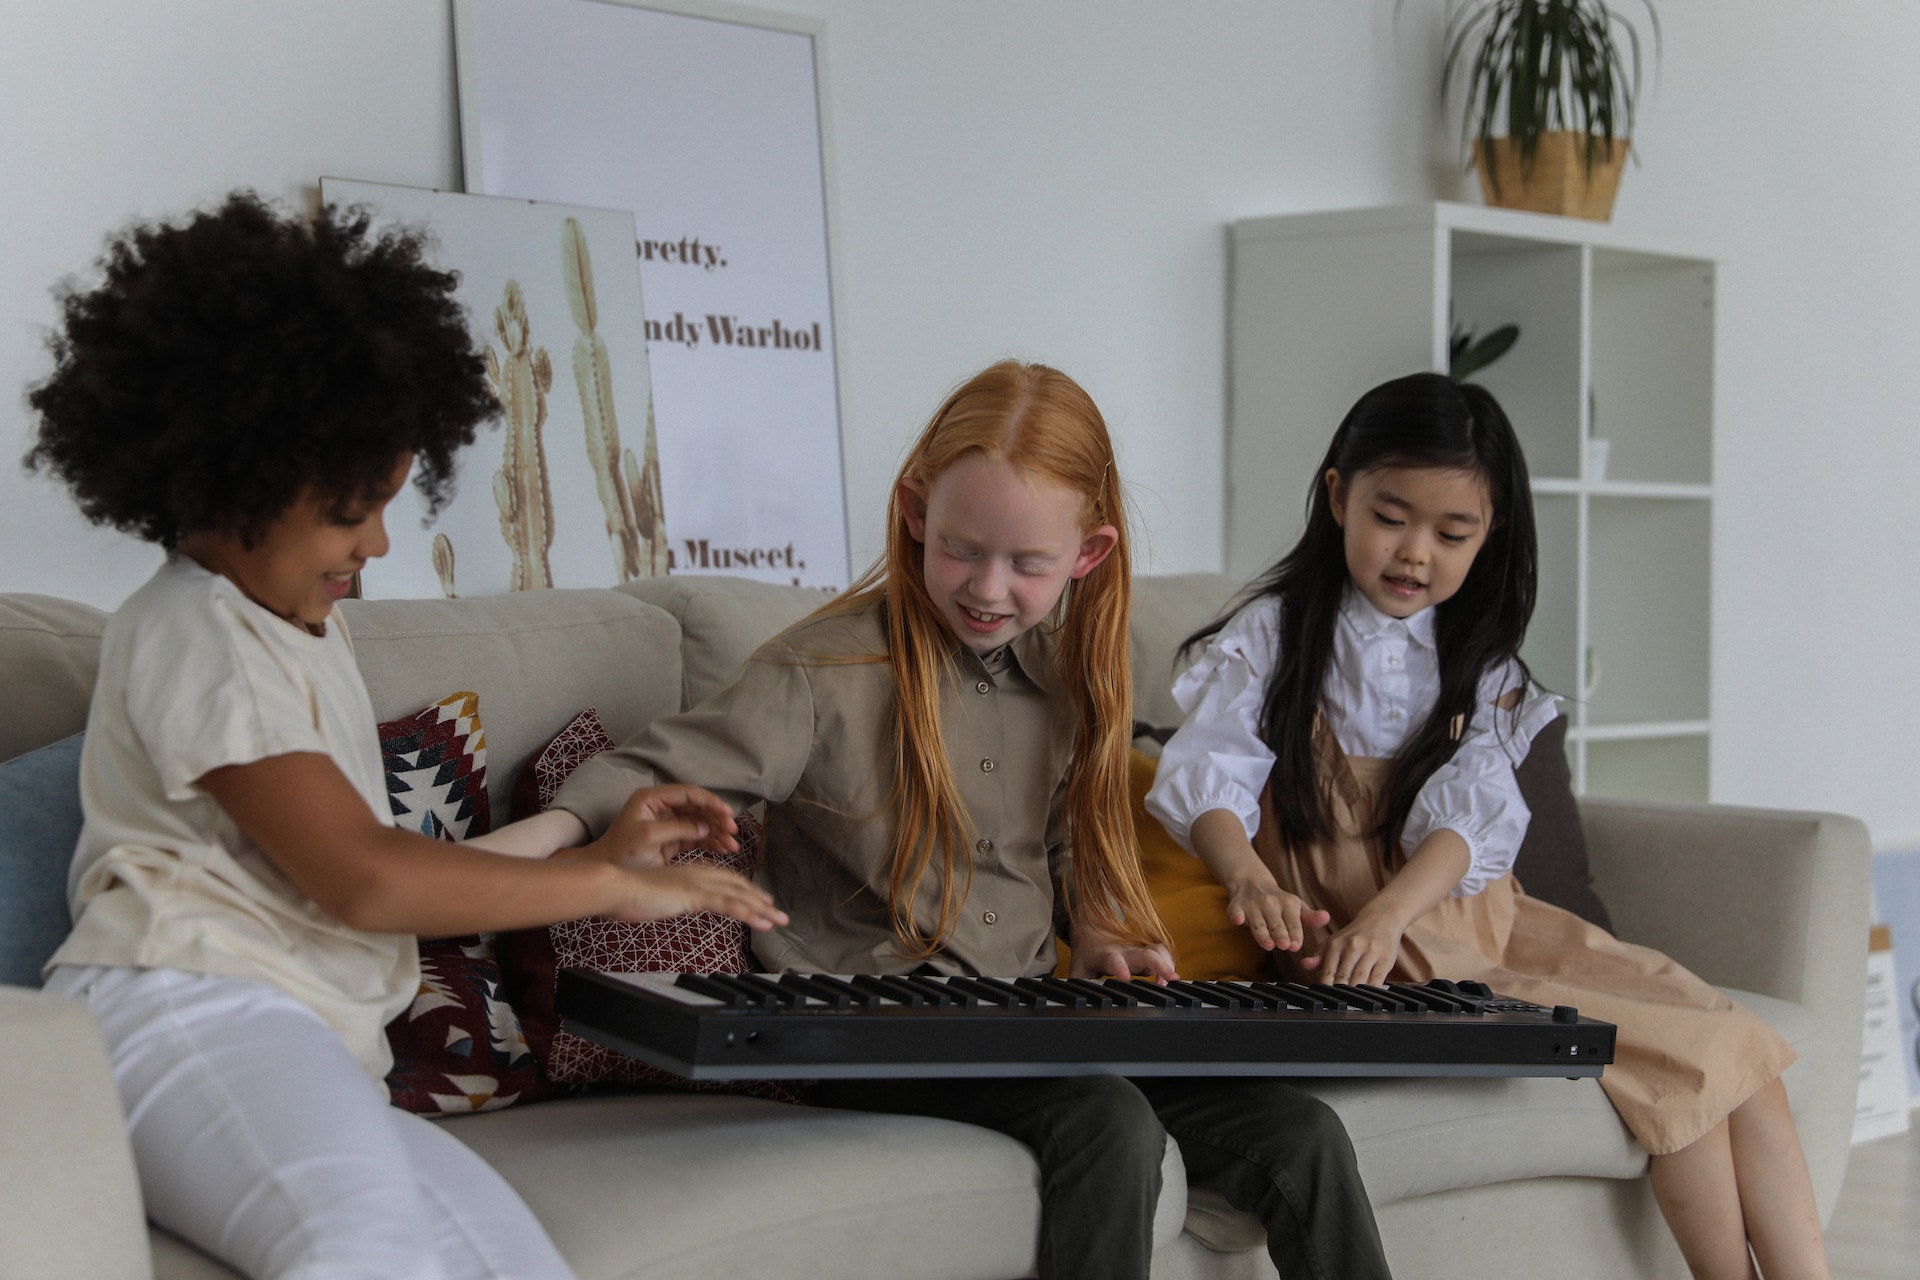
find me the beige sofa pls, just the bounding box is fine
[0,573,1869,1280]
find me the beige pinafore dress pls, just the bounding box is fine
[1252,729,1795,1156]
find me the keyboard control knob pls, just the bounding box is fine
[1552,1005,1579,1024]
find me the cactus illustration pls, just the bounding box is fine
[562,217,668,580]
[484,280,554,591]
[431,533,458,599]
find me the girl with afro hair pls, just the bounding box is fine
[27,192,784,1280]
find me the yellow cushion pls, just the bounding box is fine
[1055,749,1273,982]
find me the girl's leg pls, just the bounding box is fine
[50,965,572,1280]
[1136,1077,1391,1280]
[1727,1079,1829,1280]
[810,1074,1166,1280]
[1648,1121,1758,1280]
[392,1106,576,1280]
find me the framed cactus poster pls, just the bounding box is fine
[319,177,668,599]
[455,0,851,590]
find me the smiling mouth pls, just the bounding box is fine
[961,605,1006,626]
[1383,575,1425,596]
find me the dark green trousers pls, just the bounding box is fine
[809,1074,1390,1280]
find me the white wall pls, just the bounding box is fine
[3,1,1917,851]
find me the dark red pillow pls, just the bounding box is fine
[497,708,796,1102]
[377,693,560,1114]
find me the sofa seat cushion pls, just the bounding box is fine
[444,1091,1188,1280]
[1183,984,1821,1252]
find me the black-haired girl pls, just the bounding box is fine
[27,193,782,1279]
[1146,373,1828,1278]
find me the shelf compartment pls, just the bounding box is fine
[1584,733,1710,804]
[1520,491,1579,703]
[1589,249,1714,487]
[1451,235,1585,482]
[1585,496,1711,727]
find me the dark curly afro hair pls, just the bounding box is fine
[25,191,498,548]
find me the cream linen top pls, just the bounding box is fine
[554,600,1078,978]
[49,555,417,1079]
[1144,590,1561,897]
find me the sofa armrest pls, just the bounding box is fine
[1577,797,1871,1218]
[0,985,152,1279]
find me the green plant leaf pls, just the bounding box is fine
[1449,323,1521,383]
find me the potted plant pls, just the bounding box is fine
[1441,0,1658,220]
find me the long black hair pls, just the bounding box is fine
[1183,372,1538,860]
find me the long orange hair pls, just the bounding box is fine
[807,360,1168,959]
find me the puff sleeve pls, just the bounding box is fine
[1143,599,1283,853]
[1400,658,1562,896]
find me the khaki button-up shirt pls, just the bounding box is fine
[553,601,1077,977]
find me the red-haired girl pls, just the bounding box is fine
[549,360,1390,1280]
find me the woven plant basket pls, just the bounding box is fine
[1473,131,1628,221]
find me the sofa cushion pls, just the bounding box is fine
[0,733,83,987]
[1128,748,1270,981]
[619,576,825,709]
[342,590,682,820]
[1513,715,1613,931]
[444,1091,1189,1280]
[0,593,107,764]
[1129,574,1241,733]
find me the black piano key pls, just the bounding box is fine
[1164,980,1239,1008]
[709,973,787,1010]
[1052,978,1123,1009]
[952,976,1031,1007]
[1245,981,1314,1011]
[1266,981,1340,1011]
[1182,980,1254,1009]
[968,977,1027,1006]
[729,972,806,1007]
[896,974,967,1007]
[1105,980,1184,1008]
[804,974,885,1007]
[1015,977,1087,1008]
[674,972,757,1008]
[1353,984,1424,1014]
[1386,982,1472,1014]
[1323,984,1388,1013]
[851,975,925,1006]
[777,973,853,1008]
[1090,982,1144,1013]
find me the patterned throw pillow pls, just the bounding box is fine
[378,692,558,1115]
[498,708,795,1101]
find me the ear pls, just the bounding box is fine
[897,477,929,541]
[1068,524,1120,580]
[1324,468,1348,527]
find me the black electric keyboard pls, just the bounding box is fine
[556,970,1616,1081]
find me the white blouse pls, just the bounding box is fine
[1144,590,1561,897]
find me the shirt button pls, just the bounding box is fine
[976,680,991,695]
[976,838,993,854]
[1387,654,1401,668]
[980,758,995,773]
[982,911,998,925]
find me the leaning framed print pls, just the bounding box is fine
[319,177,668,599]
[454,0,851,589]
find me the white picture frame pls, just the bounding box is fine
[454,0,851,589]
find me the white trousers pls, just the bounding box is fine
[45,964,575,1280]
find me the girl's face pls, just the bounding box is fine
[180,451,412,630]
[901,453,1117,656]
[1326,463,1492,619]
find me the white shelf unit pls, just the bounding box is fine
[1227,202,1715,802]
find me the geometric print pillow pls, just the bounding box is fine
[377,693,558,1114]
[496,708,796,1102]
[379,690,490,840]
